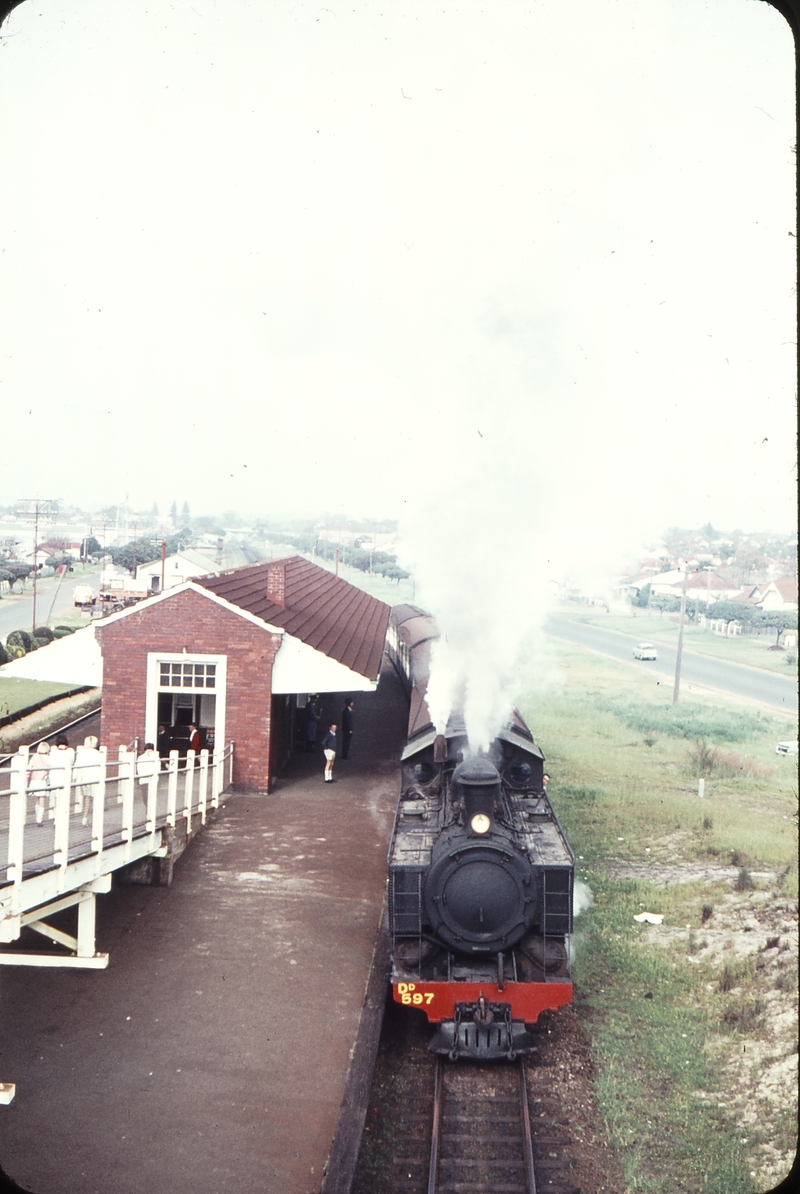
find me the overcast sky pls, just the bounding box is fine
[0,0,795,540]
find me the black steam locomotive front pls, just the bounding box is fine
[423,756,537,954]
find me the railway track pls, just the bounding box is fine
[385,1046,579,1194]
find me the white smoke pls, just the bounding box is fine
[573,879,594,918]
[398,444,651,751]
[400,465,558,750]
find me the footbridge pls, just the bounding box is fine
[0,743,234,1104]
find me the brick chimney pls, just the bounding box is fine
[266,561,286,607]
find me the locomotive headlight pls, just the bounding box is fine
[470,813,491,834]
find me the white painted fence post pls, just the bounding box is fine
[7,748,27,917]
[198,749,209,824]
[92,746,107,858]
[167,751,179,827]
[119,747,134,856]
[71,753,82,813]
[53,768,70,875]
[146,771,158,835]
[211,747,222,808]
[183,750,195,826]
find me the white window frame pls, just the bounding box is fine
[146,652,227,752]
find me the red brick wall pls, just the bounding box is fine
[96,588,281,791]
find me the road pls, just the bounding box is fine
[0,568,103,640]
[545,612,798,714]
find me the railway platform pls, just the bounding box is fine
[0,660,407,1194]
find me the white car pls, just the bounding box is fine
[633,643,658,661]
[775,741,799,756]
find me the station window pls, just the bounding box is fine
[158,661,217,689]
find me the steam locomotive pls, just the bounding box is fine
[386,606,574,1061]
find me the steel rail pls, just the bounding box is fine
[0,705,101,768]
[427,1056,443,1194]
[518,1057,537,1194]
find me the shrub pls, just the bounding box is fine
[0,641,9,665]
[701,904,714,922]
[702,816,713,830]
[775,969,798,993]
[688,741,769,780]
[689,738,717,776]
[4,639,26,660]
[721,998,764,1033]
[734,866,755,891]
[595,697,768,743]
[6,629,35,654]
[33,626,54,643]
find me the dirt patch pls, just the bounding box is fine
[635,886,798,1190]
[607,857,781,887]
[530,1003,627,1194]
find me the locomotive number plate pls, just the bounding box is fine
[396,982,435,1006]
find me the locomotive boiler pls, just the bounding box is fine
[386,605,574,1061]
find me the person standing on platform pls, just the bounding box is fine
[137,742,161,788]
[27,741,52,826]
[49,735,75,807]
[322,723,338,783]
[74,734,102,826]
[305,696,320,753]
[340,699,355,759]
[187,724,201,753]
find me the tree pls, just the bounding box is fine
[3,563,33,590]
[181,501,190,521]
[45,553,73,571]
[630,583,650,608]
[110,538,163,575]
[754,609,798,648]
[651,592,681,617]
[704,600,752,632]
[170,501,178,522]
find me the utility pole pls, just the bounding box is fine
[672,565,690,705]
[21,498,54,632]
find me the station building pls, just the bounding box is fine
[95,556,390,791]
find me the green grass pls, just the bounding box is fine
[571,874,754,1194]
[522,641,798,871]
[0,676,84,720]
[518,639,798,1193]
[564,606,798,676]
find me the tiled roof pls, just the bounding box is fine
[198,556,390,681]
[685,573,734,590]
[772,576,799,602]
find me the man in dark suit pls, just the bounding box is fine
[340,699,355,759]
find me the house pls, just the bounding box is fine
[135,545,250,592]
[649,569,740,605]
[756,577,798,612]
[96,556,390,792]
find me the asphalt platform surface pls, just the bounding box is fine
[0,661,407,1194]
